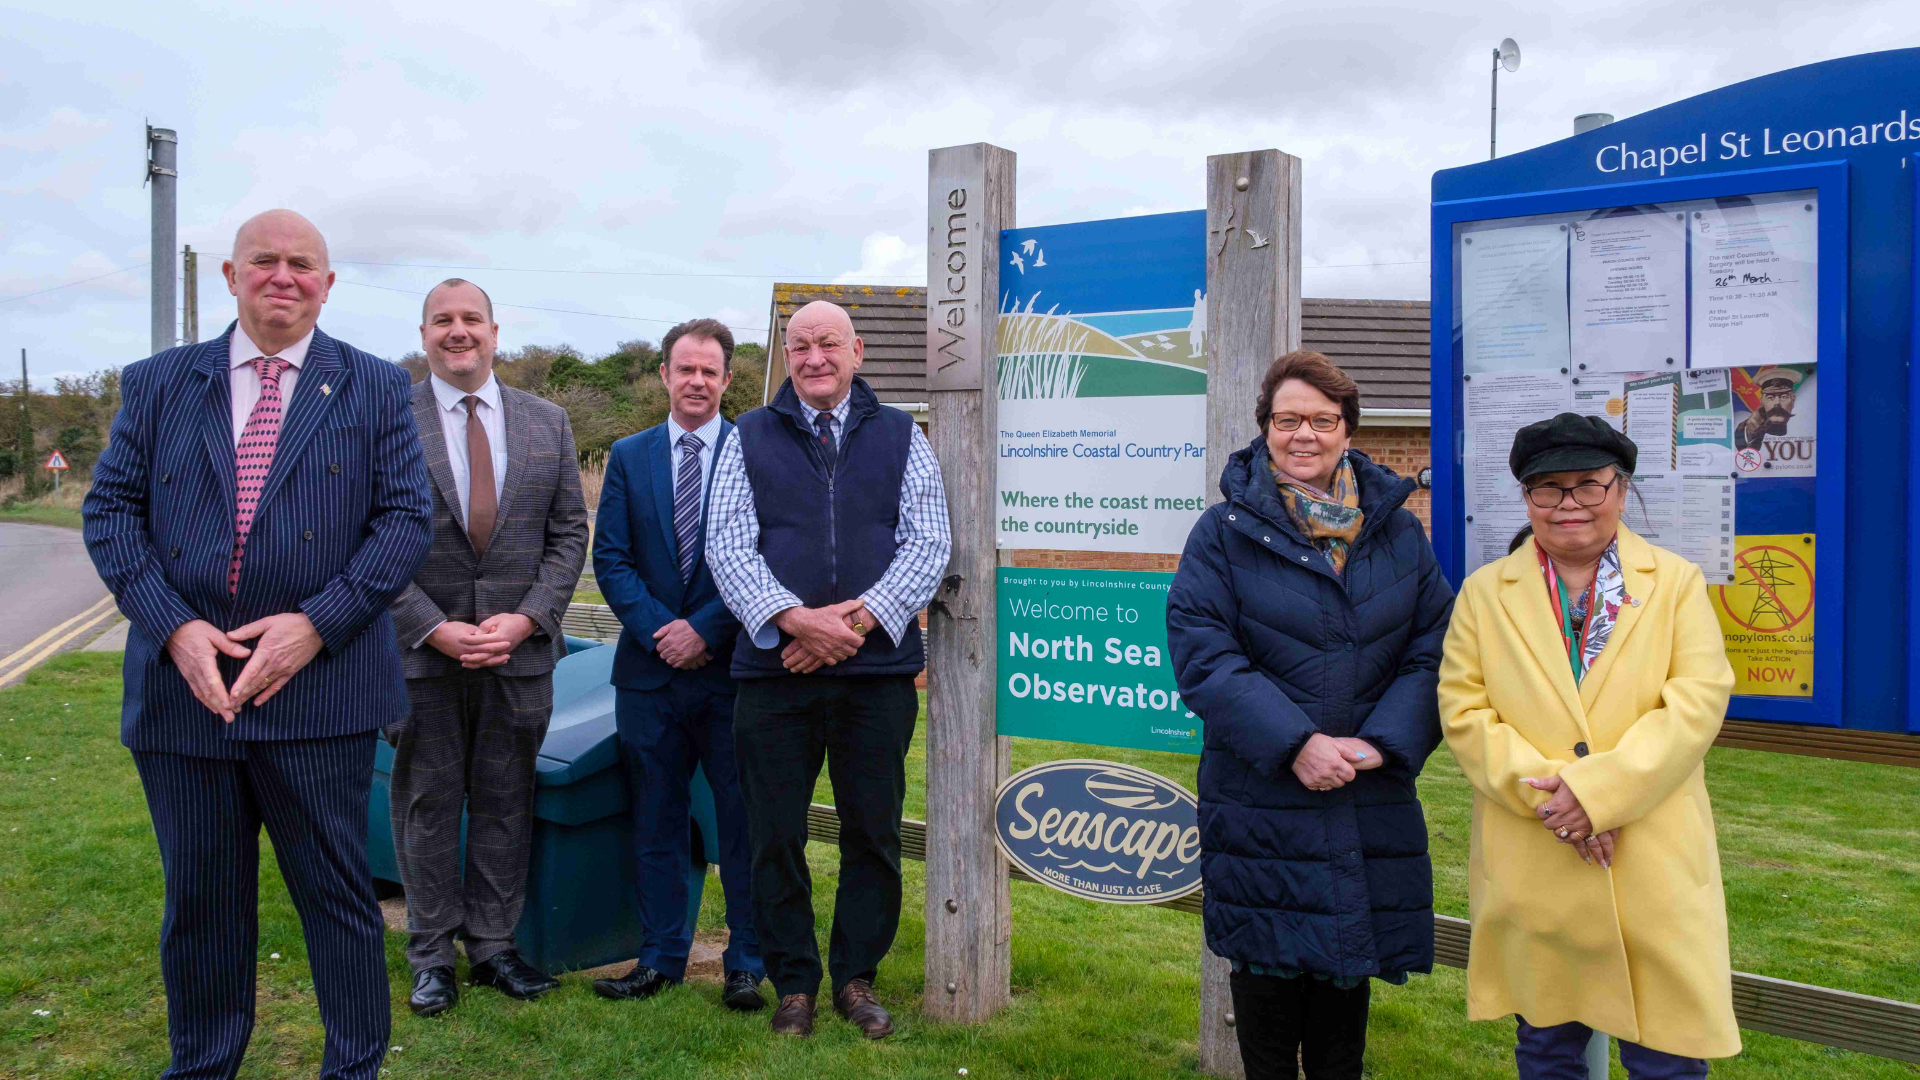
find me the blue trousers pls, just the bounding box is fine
[615,681,762,981]
[133,735,390,1080]
[1518,1018,1710,1080]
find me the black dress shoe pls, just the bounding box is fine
[468,950,560,1000]
[409,965,457,1016]
[593,964,675,1001]
[722,969,767,1011]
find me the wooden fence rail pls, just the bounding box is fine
[802,802,1920,1063]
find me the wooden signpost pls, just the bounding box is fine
[924,142,1016,1022]
[920,143,1302,1075]
[1198,148,1303,1079]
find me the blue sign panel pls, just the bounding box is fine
[993,759,1202,904]
[1430,49,1920,734]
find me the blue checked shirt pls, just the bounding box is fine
[707,393,951,649]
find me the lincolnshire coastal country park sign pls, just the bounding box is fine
[993,759,1203,904]
[996,211,1209,554]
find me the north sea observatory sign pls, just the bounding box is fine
[993,759,1202,904]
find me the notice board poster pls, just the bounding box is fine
[996,211,1209,554]
[996,568,1199,754]
[1451,188,1820,695]
[1712,534,1815,697]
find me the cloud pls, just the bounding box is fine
[833,232,926,285]
[0,0,1913,375]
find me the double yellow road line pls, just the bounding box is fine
[0,594,121,688]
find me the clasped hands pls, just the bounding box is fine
[1521,774,1617,869]
[775,598,876,674]
[1291,732,1384,791]
[427,613,538,670]
[165,613,330,722]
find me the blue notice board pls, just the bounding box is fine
[1430,49,1920,734]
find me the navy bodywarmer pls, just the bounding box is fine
[730,377,925,679]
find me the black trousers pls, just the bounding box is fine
[134,735,390,1080]
[733,674,918,998]
[385,669,552,972]
[1229,969,1371,1080]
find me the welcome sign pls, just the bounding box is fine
[995,567,1199,753]
[993,759,1202,905]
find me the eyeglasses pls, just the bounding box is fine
[1524,474,1621,509]
[1270,414,1343,433]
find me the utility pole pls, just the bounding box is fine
[182,245,199,343]
[19,349,35,497]
[147,124,178,353]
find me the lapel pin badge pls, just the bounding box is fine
[320,383,332,396]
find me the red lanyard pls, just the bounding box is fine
[1536,545,1599,679]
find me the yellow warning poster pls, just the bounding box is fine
[1710,534,1814,697]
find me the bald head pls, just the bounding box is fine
[224,208,334,352]
[232,209,330,270]
[785,300,863,410]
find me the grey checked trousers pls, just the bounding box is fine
[385,669,552,972]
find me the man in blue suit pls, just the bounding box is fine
[590,318,764,1009]
[83,209,433,1080]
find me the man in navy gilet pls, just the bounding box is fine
[707,300,950,1039]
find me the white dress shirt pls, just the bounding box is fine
[666,409,725,516]
[228,325,312,444]
[429,372,507,527]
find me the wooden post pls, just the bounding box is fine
[1198,147,1303,1078]
[924,142,1016,1022]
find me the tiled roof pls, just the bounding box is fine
[766,285,1431,412]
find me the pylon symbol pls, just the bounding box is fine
[1741,550,1796,630]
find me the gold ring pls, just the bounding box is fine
[853,622,866,634]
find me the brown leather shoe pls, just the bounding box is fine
[770,993,816,1036]
[833,979,894,1039]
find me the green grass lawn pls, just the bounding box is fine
[3,653,1916,1078]
[0,504,82,530]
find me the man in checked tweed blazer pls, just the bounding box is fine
[385,279,588,1015]
[83,209,434,1080]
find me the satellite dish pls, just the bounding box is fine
[1498,38,1522,72]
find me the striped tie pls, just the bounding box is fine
[673,431,704,582]
[230,356,289,594]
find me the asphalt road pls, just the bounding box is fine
[0,522,111,669]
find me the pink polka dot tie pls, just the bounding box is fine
[230,356,288,595]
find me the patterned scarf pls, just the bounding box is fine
[1536,538,1626,683]
[1270,452,1365,577]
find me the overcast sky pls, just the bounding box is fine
[3,1,1912,383]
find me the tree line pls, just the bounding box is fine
[3,340,769,497]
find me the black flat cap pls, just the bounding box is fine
[1509,412,1638,481]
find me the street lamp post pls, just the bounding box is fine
[1491,38,1521,160]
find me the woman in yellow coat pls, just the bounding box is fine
[1438,414,1739,1078]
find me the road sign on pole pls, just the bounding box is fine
[44,449,68,491]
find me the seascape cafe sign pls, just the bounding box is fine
[1594,108,1920,176]
[993,759,1203,904]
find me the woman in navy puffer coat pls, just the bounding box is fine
[1168,351,1453,1080]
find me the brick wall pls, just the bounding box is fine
[1351,425,1432,532]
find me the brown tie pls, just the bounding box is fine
[463,395,497,557]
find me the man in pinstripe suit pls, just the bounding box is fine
[83,209,434,1080]
[386,278,588,1015]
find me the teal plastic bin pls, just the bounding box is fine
[368,636,718,973]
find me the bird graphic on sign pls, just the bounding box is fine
[1009,250,1025,274]
[1020,239,1037,255]
[1247,229,1271,249]
[1032,248,1047,267]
